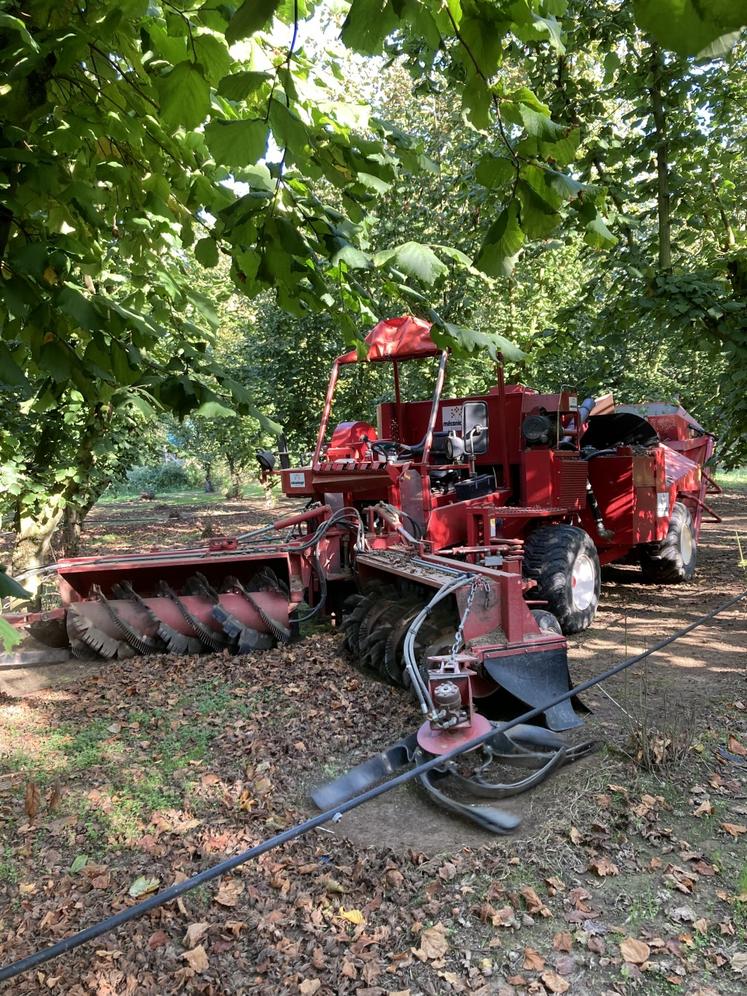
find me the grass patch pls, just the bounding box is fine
[0,678,271,846]
[96,485,266,507]
[715,467,747,492]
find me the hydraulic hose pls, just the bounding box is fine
[1,587,745,984]
[402,573,475,713]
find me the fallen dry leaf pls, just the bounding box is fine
[337,907,365,926]
[491,905,518,928]
[47,784,61,812]
[731,952,747,974]
[721,822,747,838]
[147,930,168,950]
[541,969,570,993]
[183,922,209,949]
[553,932,573,953]
[181,944,208,973]
[520,885,551,917]
[620,937,650,964]
[299,981,321,995]
[24,781,40,823]
[214,879,244,907]
[727,736,747,756]
[523,946,545,971]
[587,856,620,877]
[413,923,449,961]
[670,906,697,923]
[692,799,713,817]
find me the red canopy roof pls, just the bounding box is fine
[337,316,441,364]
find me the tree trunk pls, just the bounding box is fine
[649,45,671,271]
[11,508,64,607]
[225,457,242,499]
[61,495,97,557]
[710,179,736,250]
[204,463,215,493]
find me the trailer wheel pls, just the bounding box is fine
[639,501,696,583]
[530,609,563,636]
[523,526,600,635]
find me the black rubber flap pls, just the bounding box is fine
[484,648,582,732]
[581,412,659,449]
[310,735,417,810]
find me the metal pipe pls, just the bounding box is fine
[497,357,510,490]
[1,587,745,983]
[393,360,402,443]
[312,360,340,470]
[421,350,449,466]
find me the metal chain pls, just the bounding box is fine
[450,575,490,660]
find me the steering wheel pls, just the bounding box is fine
[371,439,410,458]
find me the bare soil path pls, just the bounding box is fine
[0,491,745,996]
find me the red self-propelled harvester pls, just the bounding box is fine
[10,316,718,830]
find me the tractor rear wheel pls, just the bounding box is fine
[639,501,696,583]
[523,525,600,635]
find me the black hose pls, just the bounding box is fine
[1,587,745,984]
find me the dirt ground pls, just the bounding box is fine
[0,490,745,995]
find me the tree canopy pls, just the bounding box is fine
[1,0,747,575]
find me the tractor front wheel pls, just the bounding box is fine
[523,526,601,635]
[639,501,697,583]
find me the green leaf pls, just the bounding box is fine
[269,100,308,155]
[0,617,22,652]
[193,33,232,84]
[226,0,282,43]
[517,179,561,238]
[633,0,747,56]
[475,201,525,278]
[70,854,88,874]
[356,171,391,194]
[341,0,399,55]
[0,13,39,52]
[375,242,448,285]
[431,321,526,363]
[205,118,268,166]
[0,343,30,390]
[333,245,372,269]
[40,340,73,383]
[128,875,160,898]
[127,394,158,419]
[517,105,564,141]
[195,237,220,267]
[463,75,492,131]
[196,400,236,418]
[156,62,210,130]
[507,86,551,115]
[57,286,100,331]
[218,71,272,101]
[0,568,32,600]
[545,167,584,200]
[475,154,515,189]
[530,13,565,54]
[585,215,618,249]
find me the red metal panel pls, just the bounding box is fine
[584,454,635,549]
[521,450,555,506]
[337,316,439,364]
[554,454,588,509]
[631,453,659,544]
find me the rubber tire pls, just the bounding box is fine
[523,525,601,635]
[530,609,563,637]
[639,501,697,583]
